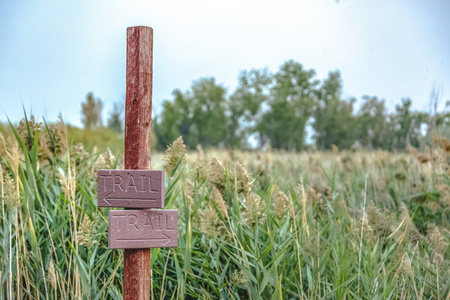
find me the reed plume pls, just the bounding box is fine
[210,186,228,218]
[233,161,253,196]
[242,191,265,227]
[47,115,68,155]
[163,136,187,175]
[272,186,289,220]
[17,115,51,159]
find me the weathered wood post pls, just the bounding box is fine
[124,25,153,300]
[97,26,178,300]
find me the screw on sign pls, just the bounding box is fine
[96,26,178,300]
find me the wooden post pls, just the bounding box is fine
[123,26,153,300]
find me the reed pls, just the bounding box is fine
[0,115,448,299]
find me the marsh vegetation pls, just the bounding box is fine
[0,115,449,299]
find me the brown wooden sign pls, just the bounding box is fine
[108,210,178,249]
[98,170,164,208]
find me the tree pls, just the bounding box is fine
[153,59,438,152]
[154,89,192,150]
[391,99,428,149]
[434,100,450,138]
[190,78,228,147]
[259,60,318,150]
[356,96,391,149]
[81,92,103,129]
[228,68,273,148]
[313,71,357,150]
[154,78,228,149]
[107,101,124,134]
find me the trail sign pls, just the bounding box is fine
[94,26,178,300]
[108,210,178,249]
[98,170,164,208]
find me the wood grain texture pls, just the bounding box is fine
[98,170,164,208]
[108,210,178,249]
[124,26,153,300]
[125,26,153,170]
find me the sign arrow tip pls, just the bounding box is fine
[103,192,112,205]
[162,233,171,246]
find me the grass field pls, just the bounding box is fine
[0,118,449,299]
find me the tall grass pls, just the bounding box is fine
[0,115,449,299]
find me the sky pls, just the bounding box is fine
[0,0,449,127]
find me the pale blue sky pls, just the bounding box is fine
[0,0,449,127]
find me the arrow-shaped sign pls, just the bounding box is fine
[98,170,164,208]
[108,210,178,249]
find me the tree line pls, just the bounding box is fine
[81,60,449,151]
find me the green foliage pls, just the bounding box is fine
[313,71,356,149]
[259,61,319,150]
[153,60,440,152]
[228,68,272,148]
[356,96,392,149]
[392,99,428,149]
[81,92,103,129]
[0,118,122,299]
[67,125,124,154]
[154,78,228,150]
[107,101,124,134]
